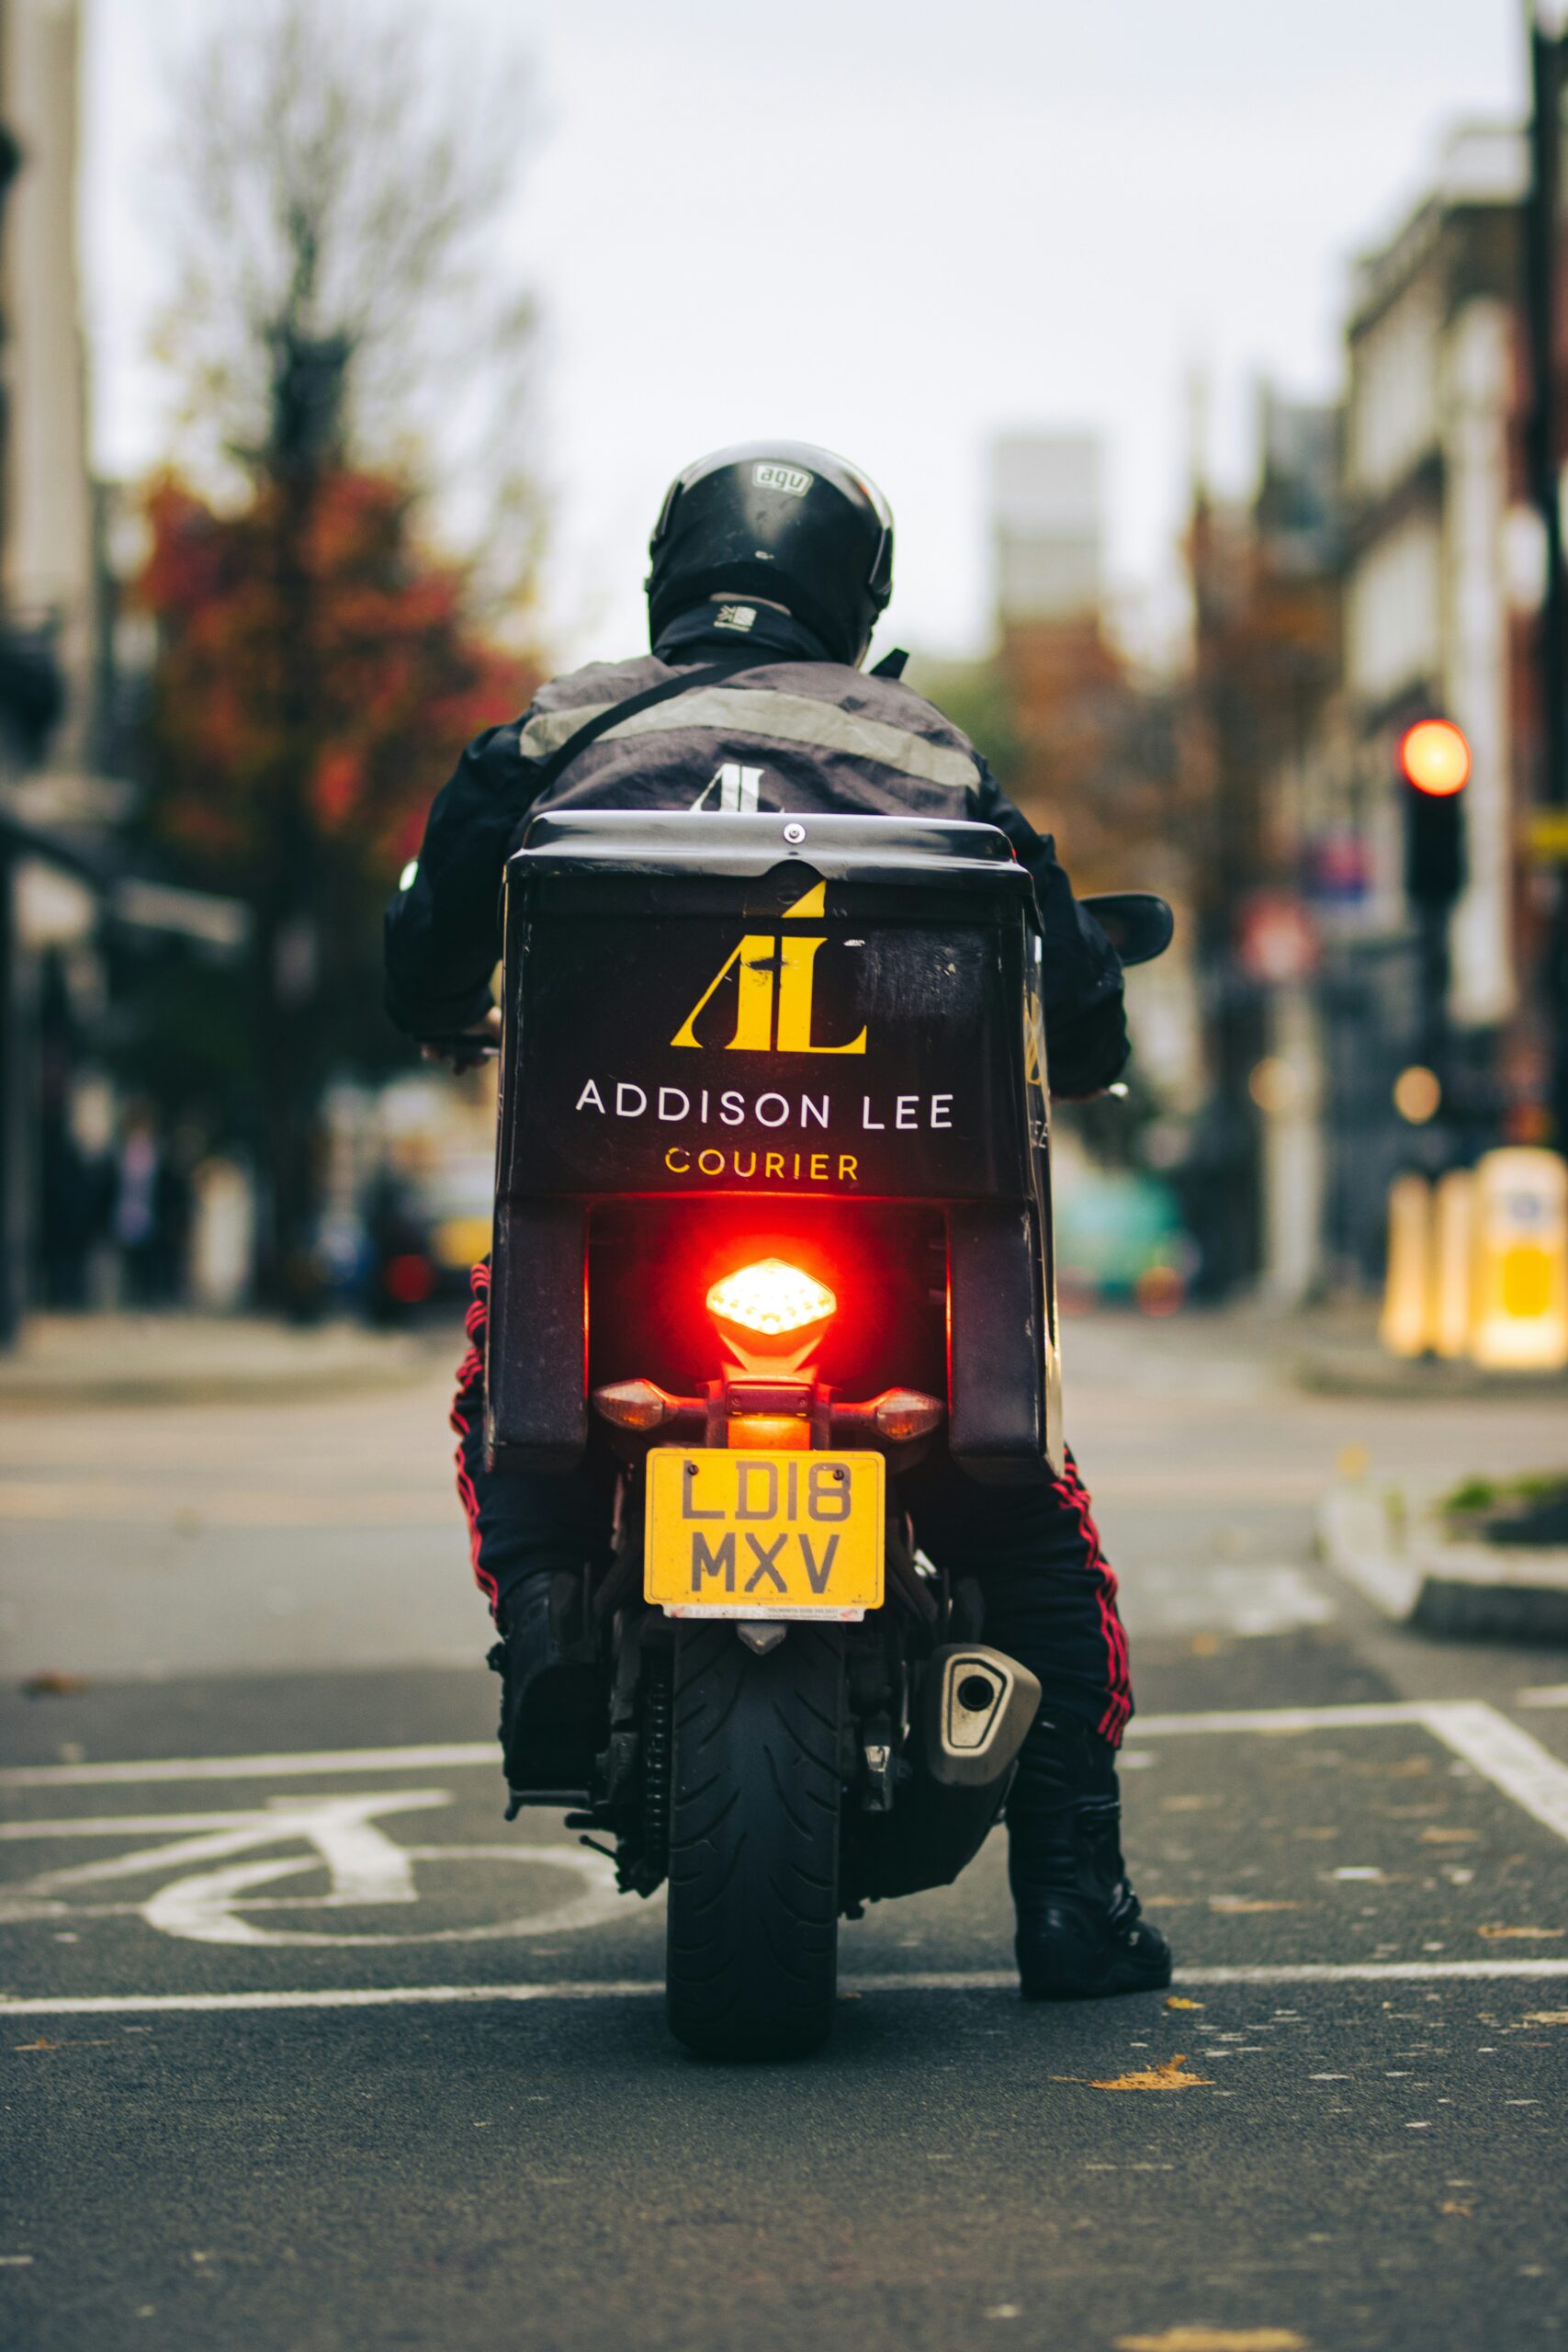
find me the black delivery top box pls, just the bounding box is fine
[499,810,1046,1204]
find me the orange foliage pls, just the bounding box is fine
[140,470,531,888]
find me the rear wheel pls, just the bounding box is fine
[665,1623,846,2060]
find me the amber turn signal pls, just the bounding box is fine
[870,1388,945,1442]
[591,1378,678,1432]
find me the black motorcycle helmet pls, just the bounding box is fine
[647,440,893,666]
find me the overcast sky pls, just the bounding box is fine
[84,0,1519,669]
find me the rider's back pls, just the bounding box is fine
[519,649,986,826]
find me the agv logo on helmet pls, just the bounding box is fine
[753,463,813,497]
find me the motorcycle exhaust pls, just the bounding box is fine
[921,1645,1042,1789]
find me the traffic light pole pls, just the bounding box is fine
[1526,14,1568,1148]
[1417,901,1452,1094]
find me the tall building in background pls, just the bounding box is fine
[988,431,1177,890]
[0,0,241,1340]
[1342,122,1523,1030]
[1,0,93,764]
[992,432,1104,625]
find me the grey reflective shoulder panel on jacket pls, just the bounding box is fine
[515,659,984,820]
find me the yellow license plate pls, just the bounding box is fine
[645,1448,886,1619]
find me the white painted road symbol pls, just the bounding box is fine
[0,1789,620,1947]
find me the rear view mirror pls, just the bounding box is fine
[1078,891,1174,968]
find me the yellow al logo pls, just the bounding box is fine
[671,882,867,1056]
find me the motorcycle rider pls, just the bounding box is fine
[385,442,1171,2001]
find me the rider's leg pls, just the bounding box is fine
[899,1445,1171,1999]
[452,1263,616,1788]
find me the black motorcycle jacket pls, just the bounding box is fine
[385,603,1129,1095]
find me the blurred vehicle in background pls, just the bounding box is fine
[1051,1129,1190,1314]
[344,1073,495,1323]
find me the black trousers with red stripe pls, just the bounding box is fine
[451,1263,1134,1748]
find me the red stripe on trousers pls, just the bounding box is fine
[1057,1448,1132,1744]
[450,1262,498,1612]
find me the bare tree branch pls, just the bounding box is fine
[151,0,540,601]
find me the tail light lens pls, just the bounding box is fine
[705,1259,837,1340]
[591,1377,678,1432]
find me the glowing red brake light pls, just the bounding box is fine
[706,1260,837,1339]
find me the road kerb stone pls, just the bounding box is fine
[1318,1483,1568,1643]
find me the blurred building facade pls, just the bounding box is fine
[0,0,98,1340]
[1183,386,1342,1300]
[1171,123,1564,1305]
[0,0,247,1340]
[1325,124,1537,1280]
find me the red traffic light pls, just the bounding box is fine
[1398,718,1471,797]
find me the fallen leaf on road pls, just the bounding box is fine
[1209,1897,1302,1914]
[20,1670,89,1697]
[13,2036,113,2052]
[1420,1828,1480,1845]
[1440,2201,1473,2217]
[1519,2010,1568,2026]
[1114,2332,1307,2351]
[1477,1926,1565,1940]
[1166,1996,1204,2010]
[1091,2054,1213,2091]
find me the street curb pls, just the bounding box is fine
[0,1330,446,1412]
[1318,1484,1568,1644]
[1294,1353,1568,1401]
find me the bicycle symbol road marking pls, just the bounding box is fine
[0,1791,620,1947]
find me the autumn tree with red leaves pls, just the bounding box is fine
[138,3,539,1306]
[139,462,528,1070]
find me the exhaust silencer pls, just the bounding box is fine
[921,1645,1042,1789]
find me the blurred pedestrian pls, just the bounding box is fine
[110,1103,187,1306]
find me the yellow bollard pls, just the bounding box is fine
[1430,1168,1476,1360]
[1381,1171,1435,1359]
[1469,1148,1568,1371]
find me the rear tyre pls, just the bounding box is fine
[666,1623,846,2060]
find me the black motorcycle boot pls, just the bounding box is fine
[490,1571,606,1798]
[1007,1715,1172,2000]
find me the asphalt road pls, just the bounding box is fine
[3,1309,1566,2352]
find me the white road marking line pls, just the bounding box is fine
[0,1745,498,1790]
[1517,1685,1568,1708]
[3,1960,1568,2018]
[1131,1702,1433,1736]
[3,1702,1564,1856]
[0,1704,1442,1787]
[1421,1703,1568,1846]
[0,1815,292,1838]
[1132,1699,1568,1848]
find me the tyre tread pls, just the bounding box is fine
[666,1624,844,2058]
